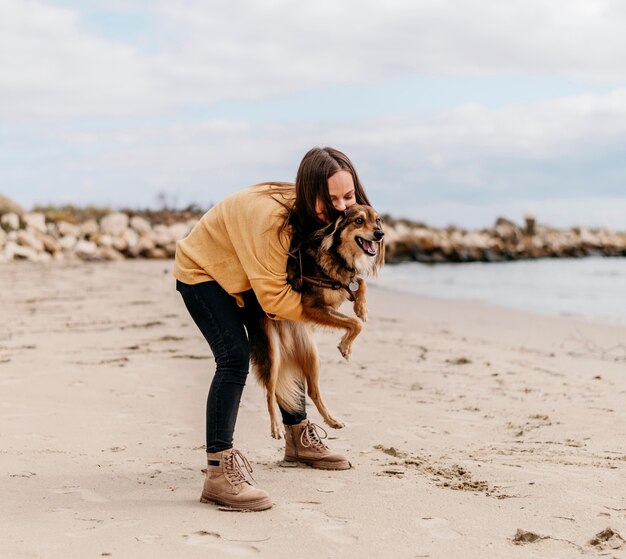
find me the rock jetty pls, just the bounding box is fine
[0,208,194,263]
[0,200,624,263]
[382,215,626,263]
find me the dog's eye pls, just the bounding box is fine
[355,217,364,225]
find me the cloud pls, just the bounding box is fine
[0,0,164,121]
[5,85,626,230]
[3,0,626,122]
[2,0,626,230]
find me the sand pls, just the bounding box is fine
[1,260,625,559]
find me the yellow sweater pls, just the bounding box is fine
[173,184,303,321]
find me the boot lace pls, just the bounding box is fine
[223,449,255,486]
[300,421,329,452]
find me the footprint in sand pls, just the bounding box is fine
[52,486,109,503]
[183,531,260,556]
[281,504,357,544]
[415,517,462,540]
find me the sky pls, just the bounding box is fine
[1,0,626,229]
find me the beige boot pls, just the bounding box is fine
[284,420,351,470]
[200,448,272,511]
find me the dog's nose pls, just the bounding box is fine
[374,229,384,241]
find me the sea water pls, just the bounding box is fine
[371,257,626,326]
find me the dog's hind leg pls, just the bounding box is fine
[296,326,344,430]
[266,325,285,439]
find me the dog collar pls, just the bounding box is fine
[300,275,359,301]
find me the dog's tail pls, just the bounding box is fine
[274,365,306,414]
[268,322,307,414]
[249,320,307,414]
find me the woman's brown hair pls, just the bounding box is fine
[289,146,370,241]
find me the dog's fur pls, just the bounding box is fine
[243,204,384,438]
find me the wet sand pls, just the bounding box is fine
[1,260,625,558]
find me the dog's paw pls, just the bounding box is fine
[271,423,285,439]
[325,416,345,429]
[355,307,367,322]
[337,343,352,360]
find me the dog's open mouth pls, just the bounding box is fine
[355,236,379,256]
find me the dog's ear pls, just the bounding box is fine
[319,215,343,252]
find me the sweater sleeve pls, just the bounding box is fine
[238,213,303,322]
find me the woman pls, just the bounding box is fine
[174,146,372,511]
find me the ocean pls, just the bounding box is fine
[371,257,626,326]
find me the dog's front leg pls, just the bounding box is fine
[336,314,362,360]
[352,277,367,322]
[303,306,362,360]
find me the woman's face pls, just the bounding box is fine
[315,170,356,222]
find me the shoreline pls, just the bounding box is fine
[1,260,625,558]
[3,255,626,327]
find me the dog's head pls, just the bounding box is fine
[320,204,385,276]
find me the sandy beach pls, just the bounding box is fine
[1,259,625,559]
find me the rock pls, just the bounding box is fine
[0,228,6,248]
[393,222,412,237]
[46,222,60,239]
[380,224,400,245]
[100,212,129,236]
[112,236,128,252]
[23,212,47,234]
[122,228,139,249]
[130,216,152,235]
[57,220,82,238]
[41,235,60,254]
[1,212,20,231]
[163,242,177,257]
[92,233,113,248]
[80,219,100,238]
[16,230,44,252]
[74,240,98,260]
[93,233,114,248]
[4,241,39,262]
[168,222,190,241]
[96,247,125,261]
[152,225,172,246]
[58,235,78,251]
[146,247,168,259]
[493,217,522,243]
[413,229,438,251]
[129,235,155,257]
[0,194,25,217]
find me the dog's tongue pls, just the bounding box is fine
[362,239,377,255]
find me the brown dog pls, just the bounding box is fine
[243,204,385,438]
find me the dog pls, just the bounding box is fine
[243,204,385,439]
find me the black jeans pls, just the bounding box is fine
[176,280,306,452]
